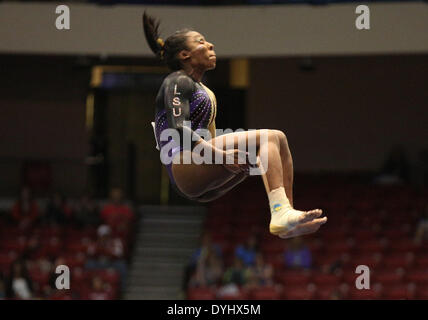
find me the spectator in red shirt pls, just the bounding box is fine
[100,188,134,234]
[11,186,39,229]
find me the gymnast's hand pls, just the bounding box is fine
[222,149,253,175]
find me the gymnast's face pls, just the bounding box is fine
[182,31,216,71]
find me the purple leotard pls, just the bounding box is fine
[154,70,216,185]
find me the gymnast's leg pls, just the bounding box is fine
[172,129,327,237]
[207,129,326,235]
[192,171,247,203]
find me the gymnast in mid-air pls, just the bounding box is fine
[143,12,327,239]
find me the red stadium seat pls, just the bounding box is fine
[42,237,63,256]
[313,252,344,268]
[249,286,281,300]
[230,231,255,242]
[264,254,284,270]
[49,291,73,300]
[278,270,312,286]
[354,239,386,254]
[348,288,381,300]
[311,272,342,286]
[351,230,378,242]
[382,253,414,269]
[65,240,90,254]
[315,285,342,300]
[98,269,120,286]
[388,239,419,253]
[321,230,349,242]
[29,269,50,289]
[282,285,315,300]
[1,237,28,254]
[415,288,428,300]
[341,268,359,284]
[38,226,63,238]
[83,289,114,300]
[372,268,404,285]
[0,226,24,238]
[381,284,416,300]
[325,242,353,255]
[343,253,382,270]
[405,269,428,284]
[380,228,409,239]
[216,289,248,300]
[306,239,324,253]
[187,287,216,300]
[71,267,87,291]
[413,255,428,269]
[417,243,428,255]
[260,240,285,255]
[63,253,87,269]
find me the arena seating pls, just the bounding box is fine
[189,176,428,300]
[0,201,134,300]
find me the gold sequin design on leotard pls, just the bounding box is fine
[199,82,217,139]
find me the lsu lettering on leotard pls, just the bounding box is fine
[154,70,217,185]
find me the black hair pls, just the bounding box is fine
[142,11,193,71]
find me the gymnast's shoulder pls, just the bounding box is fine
[162,70,196,92]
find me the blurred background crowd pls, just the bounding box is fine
[0,186,136,299]
[184,178,428,300]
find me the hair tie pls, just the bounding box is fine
[157,38,165,60]
[157,38,165,48]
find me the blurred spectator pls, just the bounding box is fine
[184,233,222,291]
[11,186,39,229]
[22,234,41,261]
[100,188,134,233]
[42,192,72,226]
[85,225,127,290]
[73,195,101,227]
[414,204,428,244]
[284,237,312,269]
[217,257,250,298]
[246,252,274,288]
[27,257,53,297]
[189,248,223,288]
[329,289,344,300]
[222,257,250,287]
[189,233,222,265]
[0,274,5,300]
[6,260,34,299]
[235,235,259,267]
[85,276,112,300]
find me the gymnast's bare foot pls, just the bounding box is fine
[269,207,325,236]
[278,216,328,239]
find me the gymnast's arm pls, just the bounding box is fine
[164,74,224,159]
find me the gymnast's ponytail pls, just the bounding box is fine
[142,11,164,61]
[142,11,193,71]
